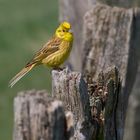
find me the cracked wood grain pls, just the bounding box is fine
[52,68,94,140]
[13,90,73,140]
[82,4,140,140]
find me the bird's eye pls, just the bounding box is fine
[63,30,66,32]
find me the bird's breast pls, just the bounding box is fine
[42,41,72,67]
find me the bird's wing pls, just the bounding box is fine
[26,36,62,66]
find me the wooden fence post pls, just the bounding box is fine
[82,4,140,140]
[51,68,92,140]
[13,66,121,140]
[13,90,74,140]
[51,67,121,140]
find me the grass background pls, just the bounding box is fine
[0,0,58,139]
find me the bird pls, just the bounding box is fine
[9,21,73,88]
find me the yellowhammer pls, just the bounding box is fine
[9,21,73,87]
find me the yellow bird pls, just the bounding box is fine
[9,21,73,87]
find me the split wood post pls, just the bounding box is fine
[14,66,121,140]
[85,66,121,140]
[82,3,140,140]
[13,90,74,140]
[51,68,93,140]
[51,67,121,140]
[103,67,121,140]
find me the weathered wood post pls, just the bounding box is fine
[13,70,94,140]
[13,90,74,140]
[51,68,92,140]
[51,67,121,140]
[82,4,140,140]
[13,66,121,140]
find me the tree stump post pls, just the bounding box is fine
[51,67,121,140]
[82,4,140,140]
[13,90,74,140]
[14,66,121,140]
[51,68,92,140]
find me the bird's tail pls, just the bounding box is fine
[9,64,35,88]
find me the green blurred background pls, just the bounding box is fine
[0,0,58,139]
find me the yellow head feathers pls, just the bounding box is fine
[60,21,71,30]
[55,21,72,38]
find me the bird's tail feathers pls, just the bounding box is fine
[9,64,35,88]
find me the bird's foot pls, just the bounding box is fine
[53,67,64,71]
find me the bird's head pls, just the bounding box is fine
[55,21,71,38]
[60,21,71,30]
